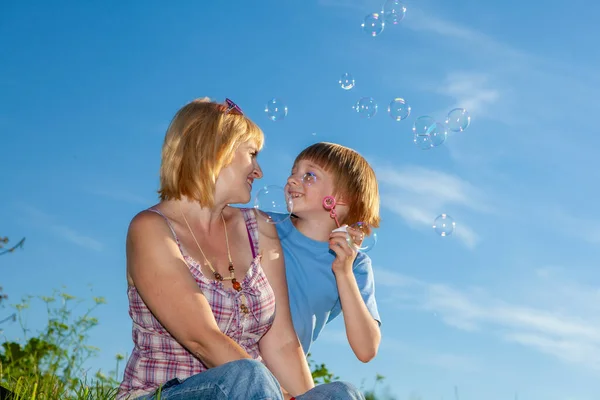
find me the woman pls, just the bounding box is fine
[117,98,364,400]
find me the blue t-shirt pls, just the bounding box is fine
[275,217,381,354]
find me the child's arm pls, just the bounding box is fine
[329,229,381,363]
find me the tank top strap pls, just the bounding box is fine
[240,208,259,259]
[146,208,185,254]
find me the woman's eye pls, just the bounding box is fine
[302,172,317,185]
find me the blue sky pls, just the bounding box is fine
[2,0,600,399]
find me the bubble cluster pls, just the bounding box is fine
[412,116,447,150]
[257,7,478,243]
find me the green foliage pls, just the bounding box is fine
[0,289,122,399]
[0,286,394,399]
[307,352,339,384]
[307,354,394,399]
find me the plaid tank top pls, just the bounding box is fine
[117,208,276,400]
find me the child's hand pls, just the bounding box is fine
[329,225,361,274]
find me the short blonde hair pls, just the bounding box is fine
[294,142,380,230]
[158,98,264,207]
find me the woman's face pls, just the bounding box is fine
[215,141,263,205]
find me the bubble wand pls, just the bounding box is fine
[322,196,341,228]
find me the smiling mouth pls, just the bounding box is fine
[288,192,304,198]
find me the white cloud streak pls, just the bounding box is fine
[373,164,490,248]
[376,268,600,372]
[17,205,103,252]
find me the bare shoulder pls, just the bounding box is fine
[126,209,180,285]
[128,209,169,237]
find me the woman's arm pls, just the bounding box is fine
[256,217,315,396]
[128,211,252,367]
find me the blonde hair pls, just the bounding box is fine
[294,142,380,230]
[158,98,264,207]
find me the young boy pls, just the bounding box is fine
[276,142,381,362]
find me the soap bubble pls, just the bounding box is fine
[446,108,471,132]
[412,116,435,150]
[254,185,293,224]
[413,116,436,135]
[264,98,288,121]
[388,98,411,121]
[353,97,378,118]
[382,0,406,25]
[348,222,378,252]
[429,122,447,147]
[433,214,455,236]
[339,73,355,90]
[413,133,433,150]
[361,13,385,37]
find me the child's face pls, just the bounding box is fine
[285,159,337,218]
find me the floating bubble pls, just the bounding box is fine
[412,115,435,135]
[446,108,470,132]
[302,172,317,185]
[388,98,411,121]
[382,0,406,25]
[412,116,435,150]
[253,185,293,224]
[413,133,432,150]
[348,222,378,252]
[264,98,288,121]
[339,73,355,90]
[433,214,455,236]
[353,97,378,118]
[361,13,385,37]
[429,122,447,147]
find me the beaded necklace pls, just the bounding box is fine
[180,206,249,315]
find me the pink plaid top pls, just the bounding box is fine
[117,208,276,400]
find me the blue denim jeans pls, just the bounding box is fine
[135,359,282,400]
[297,381,365,400]
[135,358,364,400]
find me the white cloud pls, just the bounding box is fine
[85,186,151,206]
[433,72,501,119]
[17,205,104,252]
[376,267,600,372]
[323,327,481,372]
[373,164,490,248]
[52,226,103,252]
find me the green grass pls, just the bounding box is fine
[0,373,119,400]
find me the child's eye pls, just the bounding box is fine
[250,151,258,158]
[302,172,317,185]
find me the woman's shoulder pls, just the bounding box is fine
[127,205,177,242]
